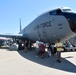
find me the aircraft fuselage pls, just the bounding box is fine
[20,7,76,43]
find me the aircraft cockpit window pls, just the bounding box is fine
[49,10,56,15]
[49,9,62,15]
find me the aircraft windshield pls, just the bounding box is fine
[49,9,62,15]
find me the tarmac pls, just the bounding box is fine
[0,47,76,75]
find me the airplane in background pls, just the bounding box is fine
[0,37,9,47]
[0,7,76,45]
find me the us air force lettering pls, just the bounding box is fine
[0,7,76,43]
[33,21,52,30]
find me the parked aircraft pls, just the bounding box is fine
[0,37,8,47]
[0,7,76,44]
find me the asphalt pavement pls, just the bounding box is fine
[0,47,76,75]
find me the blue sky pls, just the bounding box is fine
[0,0,76,34]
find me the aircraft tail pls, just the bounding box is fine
[19,18,22,32]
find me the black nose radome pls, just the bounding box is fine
[63,12,76,33]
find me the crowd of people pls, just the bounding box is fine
[35,38,46,59]
[17,38,63,63]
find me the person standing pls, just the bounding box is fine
[35,38,41,57]
[24,40,28,52]
[56,39,63,63]
[39,41,46,59]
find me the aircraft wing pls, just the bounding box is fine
[0,34,28,39]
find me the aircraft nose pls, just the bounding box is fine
[63,12,76,33]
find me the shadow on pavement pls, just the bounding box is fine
[18,49,76,73]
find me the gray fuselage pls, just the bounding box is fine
[20,8,76,43]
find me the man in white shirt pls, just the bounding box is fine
[35,38,41,57]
